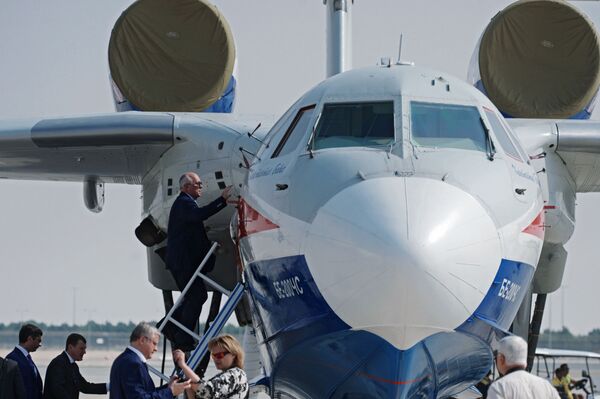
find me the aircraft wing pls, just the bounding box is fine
[508,119,600,192]
[0,112,174,183]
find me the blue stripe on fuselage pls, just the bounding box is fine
[459,258,535,337]
[245,255,535,397]
[245,255,349,362]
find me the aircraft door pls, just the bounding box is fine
[250,105,317,215]
[251,157,292,215]
[483,109,539,205]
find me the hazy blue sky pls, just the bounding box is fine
[0,0,599,335]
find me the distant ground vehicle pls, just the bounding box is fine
[533,348,600,399]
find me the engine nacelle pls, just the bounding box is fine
[108,0,236,113]
[469,0,600,119]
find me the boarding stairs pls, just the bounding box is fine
[148,242,246,381]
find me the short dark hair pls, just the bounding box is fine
[18,324,43,344]
[65,333,86,350]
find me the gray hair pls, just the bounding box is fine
[130,322,159,343]
[179,173,195,189]
[497,335,527,367]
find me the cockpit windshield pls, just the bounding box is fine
[411,101,487,152]
[312,102,395,150]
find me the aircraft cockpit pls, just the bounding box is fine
[258,98,397,161]
[246,66,541,243]
[411,102,487,152]
[310,101,395,150]
[256,65,531,170]
[410,100,530,165]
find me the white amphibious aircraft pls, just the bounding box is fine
[2,0,600,397]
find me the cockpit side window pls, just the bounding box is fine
[312,102,394,150]
[271,105,316,158]
[411,102,486,152]
[484,109,524,162]
[501,118,531,164]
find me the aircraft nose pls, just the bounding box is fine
[305,176,502,349]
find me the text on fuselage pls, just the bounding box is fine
[498,278,521,302]
[273,276,304,299]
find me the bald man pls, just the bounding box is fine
[161,172,231,350]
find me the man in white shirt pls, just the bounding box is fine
[488,335,560,399]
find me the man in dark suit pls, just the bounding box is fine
[0,356,26,399]
[109,322,188,398]
[43,333,107,399]
[161,172,231,350]
[6,323,43,399]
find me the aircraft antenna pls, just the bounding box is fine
[397,34,403,65]
[396,34,415,66]
[247,123,268,147]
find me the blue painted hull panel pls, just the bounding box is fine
[245,255,535,398]
[271,329,491,398]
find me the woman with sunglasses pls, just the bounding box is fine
[173,334,249,399]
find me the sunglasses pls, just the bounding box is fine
[211,351,230,360]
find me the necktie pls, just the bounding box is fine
[27,354,37,376]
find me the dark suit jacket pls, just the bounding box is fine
[6,348,43,399]
[0,356,26,399]
[166,193,227,274]
[43,352,106,399]
[109,348,171,399]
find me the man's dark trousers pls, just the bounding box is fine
[165,192,227,347]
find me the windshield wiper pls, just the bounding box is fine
[307,111,323,158]
[480,117,496,161]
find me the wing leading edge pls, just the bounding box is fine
[0,112,174,184]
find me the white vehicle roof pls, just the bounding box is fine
[536,347,600,359]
